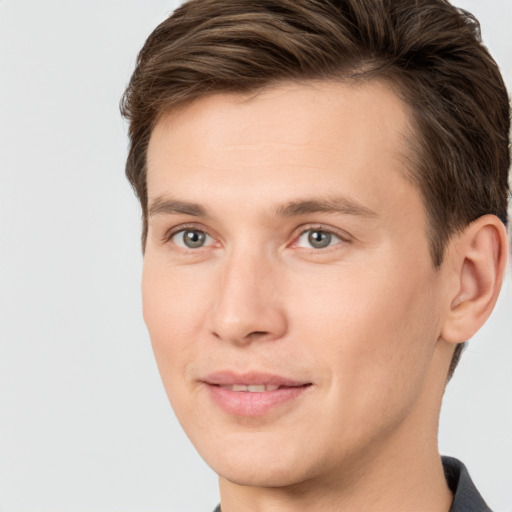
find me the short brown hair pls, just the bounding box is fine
[120,0,510,377]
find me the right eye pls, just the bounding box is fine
[170,229,214,249]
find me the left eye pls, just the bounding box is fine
[296,229,342,249]
[171,229,214,249]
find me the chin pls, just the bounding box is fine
[215,458,311,488]
[198,432,324,488]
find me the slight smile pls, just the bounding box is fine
[202,372,313,417]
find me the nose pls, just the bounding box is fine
[207,249,288,346]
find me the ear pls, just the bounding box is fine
[441,215,509,344]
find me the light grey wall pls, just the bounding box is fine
[0,1,510,511]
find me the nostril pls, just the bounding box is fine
[247,331,271,340]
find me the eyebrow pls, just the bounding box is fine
[274,197,378,218]
[148,197,209,218]
[148,195,377,219]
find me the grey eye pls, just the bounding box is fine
[296,229,341,249]
[308,230,332,249]
[173,229,211,249]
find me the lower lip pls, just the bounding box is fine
[205,384,310,416]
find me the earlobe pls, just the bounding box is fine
[441,215,509,344]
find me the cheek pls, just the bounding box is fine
[348,273,439,437]
[290,257,439,398]
[141,260,211,377]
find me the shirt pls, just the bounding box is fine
[212,456,491,511]
[444,456,492,511]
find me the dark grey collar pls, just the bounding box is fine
[443,456,492,511]
[213,457,491,512]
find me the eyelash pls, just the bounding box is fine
[163,224,350,252]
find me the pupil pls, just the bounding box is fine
[184,230,205,248]
[308,230,331,248]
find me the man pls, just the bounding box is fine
[121,0,510,510]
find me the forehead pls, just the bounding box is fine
[146,80,420,224]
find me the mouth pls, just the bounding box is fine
[202,372,312,416]
[218,384,282,392]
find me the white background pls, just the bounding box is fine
[0,1,510,511]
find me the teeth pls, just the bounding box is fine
[220,384,280,392]
[247,385,266,392]
[233,384,251,392]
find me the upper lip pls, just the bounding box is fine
[203,371,311,387]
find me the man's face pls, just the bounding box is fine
[143,81,450,487]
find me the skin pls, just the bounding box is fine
[142,81,508,511]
